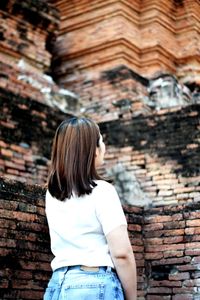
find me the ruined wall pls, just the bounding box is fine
[1,177,200,300]
[0,86,72,185]
[144,203,200,300]
[0,2,200,299]
[0,0,199,195]
[0,178,52,300]
[124,204,145,300]
[0,0,58,73]
[0,0,77,185]
[0,177,144,299]
[51,0,200,88]
[99,104,200,207]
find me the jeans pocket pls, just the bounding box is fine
[111,274,124,300]
[64,283,105,300]
[43,287,60,300]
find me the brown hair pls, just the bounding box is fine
[47,117,103,200]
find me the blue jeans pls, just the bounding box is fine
[44,266,124,300]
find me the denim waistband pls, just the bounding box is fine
[51,265,115,286]
[55,265,113,274]
[45,265,123,300]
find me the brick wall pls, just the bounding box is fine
[0,1,200,298]
[0,177,144,299]
[65,65,149,123]
[0,1,77,186]
[144,203,200,300]
[0,0,58,73]
[52,0,200,85]
[1,78,199,204]
[0,86,73,185]
[99,104,200,206]
[0,177,52,300]
[1,177,200,299]
[124,205,146,299]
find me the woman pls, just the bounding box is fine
[44,117,137,300]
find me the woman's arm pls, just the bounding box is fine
[106,225,137,300]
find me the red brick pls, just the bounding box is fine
[177,264,198,272]
[5,161,25,171]
[6,168,19,175]
[145,252,163,260]
[1,148,13,157]
[145,238,163,245]
[163,236,184,244]
[128,224,142,232]
[132,245,144,252]
[147,287,172,294]
[185,227,200,235]
[172,295,193,300]
[152,257,191,266]
[185,242,200,250]
[185,249,200,256]
[191,256,200,264]
[13,211,38,222]
[145,215,172,224]
[0,141,7,148]
[143,223,164,231]
[147,296,171,300]
[173,287,197,293]
[149,279,182,287]
[10,144,29,154]
[0,279,9,288]
[146,243,185,253]
[169,272,190,281]
[163,250,183,258]
[163,229,185,236]
[186,220,200,227]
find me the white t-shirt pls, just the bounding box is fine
[45,180,127,271]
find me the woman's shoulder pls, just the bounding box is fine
[94,180,115,192]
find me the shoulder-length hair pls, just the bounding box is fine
[47,117,103,200]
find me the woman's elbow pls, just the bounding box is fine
[111,246,133,260]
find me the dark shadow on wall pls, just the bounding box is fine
[0,177,52,299]
[0,87,71,158]
[99,104,200,178]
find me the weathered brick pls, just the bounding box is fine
[177,264,199,272]
[1,148,13,157]
[172,295,193,300]
[163,236,184,244]
[143,223,164,231]
[186,220,200,227]
[147,296,171,300]
[173,287,197,293]
[185,242,200,250]
[128,224,142,232]
[152,256,191,266]
[147,287,172,294]
[169,272,190,281]
[146,243,185,253]
[163,250,184,258]
[185,227,200,235]
[145,252,163,260]
[149,279,182,287]
[185,249,200,256]
[191,256,200,264]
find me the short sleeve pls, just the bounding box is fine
[94,181,127,236]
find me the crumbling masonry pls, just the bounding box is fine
[0,0,200,299]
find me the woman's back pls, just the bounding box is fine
[46,180,127,271]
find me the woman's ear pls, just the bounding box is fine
[95,147,99,157]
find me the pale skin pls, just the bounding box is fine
[95,134,137,300]
[106,225,137,300]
